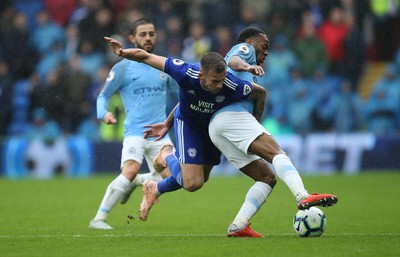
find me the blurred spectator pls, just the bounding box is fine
[264,34,298,111]
[370,0,400,61]
[163,15,184,58]
[343,12,365,90]
[12,0,44,29]
[63,55,92,134]
[364,85,398,136]
[65,23,80,58]
[43,0,78,26]
[35,40,67,82]
[310,67,341,131]
[76,39,107,81]
[25,108,71,178]
[0,12,38,79]
[266,12,297,46]
[317,6,349,76]
[0,61,13,137]
[30,68,66,127]
[285,66,315,134]
[211,25,233,56]
[31,9,65,55]
[370,63,400,104]
[79,6,115,53]
[181,21,212,62]
[331,80,363,132]
[294,13,329,78]
[7,75,38,135]
[202,0,236,30]
[231,5,262,39]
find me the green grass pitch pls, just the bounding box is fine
[1,172,399,257]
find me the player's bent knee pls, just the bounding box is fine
[183,181,204,192]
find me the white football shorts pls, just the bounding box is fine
[120,136,173,172]
[209,111,270,169]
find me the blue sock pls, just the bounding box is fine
[166,155,183,186]
[158,176,182,194]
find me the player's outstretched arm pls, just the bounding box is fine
[228,56,265,76]
[104,36,167,71]
[249,83,266,121]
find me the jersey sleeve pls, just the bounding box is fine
[226,71,253,100]
[228,43,256,64]
[96,61,126,121]
[163,57,189,85]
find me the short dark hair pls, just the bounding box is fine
[237,27,266,43]
[200,52,227,74]
[130,17,154,35]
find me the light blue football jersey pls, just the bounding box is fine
[213,43,258,115]
[97,59,179,138]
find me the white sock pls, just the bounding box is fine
[272,154,309,203]
[94,174,130,221]
[231,182,272,229]
[136,171,163,184]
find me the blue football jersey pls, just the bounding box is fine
[97,59,179,137]
[163,57,253,132]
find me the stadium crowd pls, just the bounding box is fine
[1,0,400,143]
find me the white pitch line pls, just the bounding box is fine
[0,233,399,238]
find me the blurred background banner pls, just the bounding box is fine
[3,132,400,178]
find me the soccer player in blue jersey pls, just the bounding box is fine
[104,36,267,223]
[89,18,179,229]
[209,27,338,237]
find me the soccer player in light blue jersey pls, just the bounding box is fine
[209,27,338,237]
[89,18,179,230]
[104,36,267,223]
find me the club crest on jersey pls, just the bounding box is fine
[243,84,251,95]
[128,146,136,154]
[239,45,250,54]
[215,95,225,103]
[173,59,185,65]
[187,148,197,158]
[106,71,115,81]
[159,72,167,80]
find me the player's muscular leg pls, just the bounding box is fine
[240,159,276,188]
[121,160,141,181]
[180,163,206,192]
[248,133,284,163]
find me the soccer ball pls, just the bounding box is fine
[293,207,326,237]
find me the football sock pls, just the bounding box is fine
[136,171,163,185]
[272,154,309,202]
[165,154,183,186]
[94,174,130,221]
[231,182,272,229]
[157,176,182,194]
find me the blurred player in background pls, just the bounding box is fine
[89,18,178,229]
[209,27,338,237]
